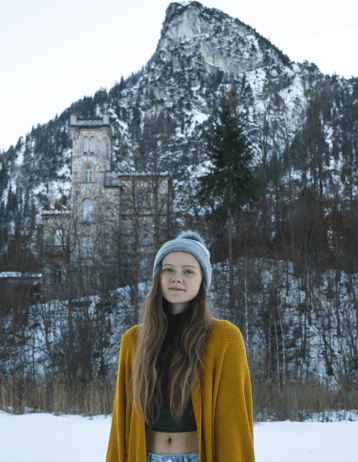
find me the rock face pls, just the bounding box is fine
[156,1,287,76]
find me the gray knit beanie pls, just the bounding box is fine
[152,230,212,291]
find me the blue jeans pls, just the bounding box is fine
[147,451,199,462]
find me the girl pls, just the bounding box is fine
[106,231,256,462]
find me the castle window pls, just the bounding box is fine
[82,236,92,257]
[52,265,61,284]
[54,229,63,246]
[143,224,149,245]
[84,137,88,153]
[90,138,94,154]
[139,192,144,207]
[85,165,92,182]
[83,199,93,222]
[147,193,151,207]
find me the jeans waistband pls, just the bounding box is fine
[147,451,199,462]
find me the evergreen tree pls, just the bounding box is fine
[23,189,30,217]
[0,161,9,198]
[6,184,17,215]
[195,91,261,312]
[131,98,141,132]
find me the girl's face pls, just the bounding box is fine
[161,251,203,314]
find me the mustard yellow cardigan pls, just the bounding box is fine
[106,319,256,461]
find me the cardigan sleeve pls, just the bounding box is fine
[214,325,256,461]
[106,330,131,462]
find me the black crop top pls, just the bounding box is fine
[145,308,197,433]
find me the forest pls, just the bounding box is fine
[1,82,357,421]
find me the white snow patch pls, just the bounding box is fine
[32,183,47,196]
[0,272,42,278]
[192,110,208,125]
[325,125,334,150]
[15,142,25,166]
[118,120,128,130]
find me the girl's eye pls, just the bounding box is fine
[164,269,193,274]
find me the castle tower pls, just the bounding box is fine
[68,112,114,208]
[67,112,116,266]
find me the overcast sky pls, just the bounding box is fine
[1,0,357,152]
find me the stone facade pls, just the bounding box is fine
[42,113,172,294]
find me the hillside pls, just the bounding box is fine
[1,1,357,252]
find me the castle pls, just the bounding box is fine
[42,113,172,295]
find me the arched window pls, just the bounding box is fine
[143,224,149,245]
[84,137,88,153]
[85,165,92,182]
[139,192,144,207]
[83,199,92,222]
[55,229,63,246]
[147,193,151,207]
[52,264,61,284]
[82,236,92,257]
[90,138,94,154]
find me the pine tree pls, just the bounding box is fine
[6,184,17,215]
[0,161,8,211]
[23,189,30,217]
[195,91,261,312]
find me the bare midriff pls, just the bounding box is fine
[146,428,199,454]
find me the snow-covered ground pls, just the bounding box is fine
[1,410,357,461]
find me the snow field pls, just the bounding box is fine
[0,411,357,461]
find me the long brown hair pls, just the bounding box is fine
[128,259,219,429]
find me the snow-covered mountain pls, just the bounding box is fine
[1,0,357,250]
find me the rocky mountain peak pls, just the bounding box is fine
[155,1,290,76]
[161,1,226,43]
